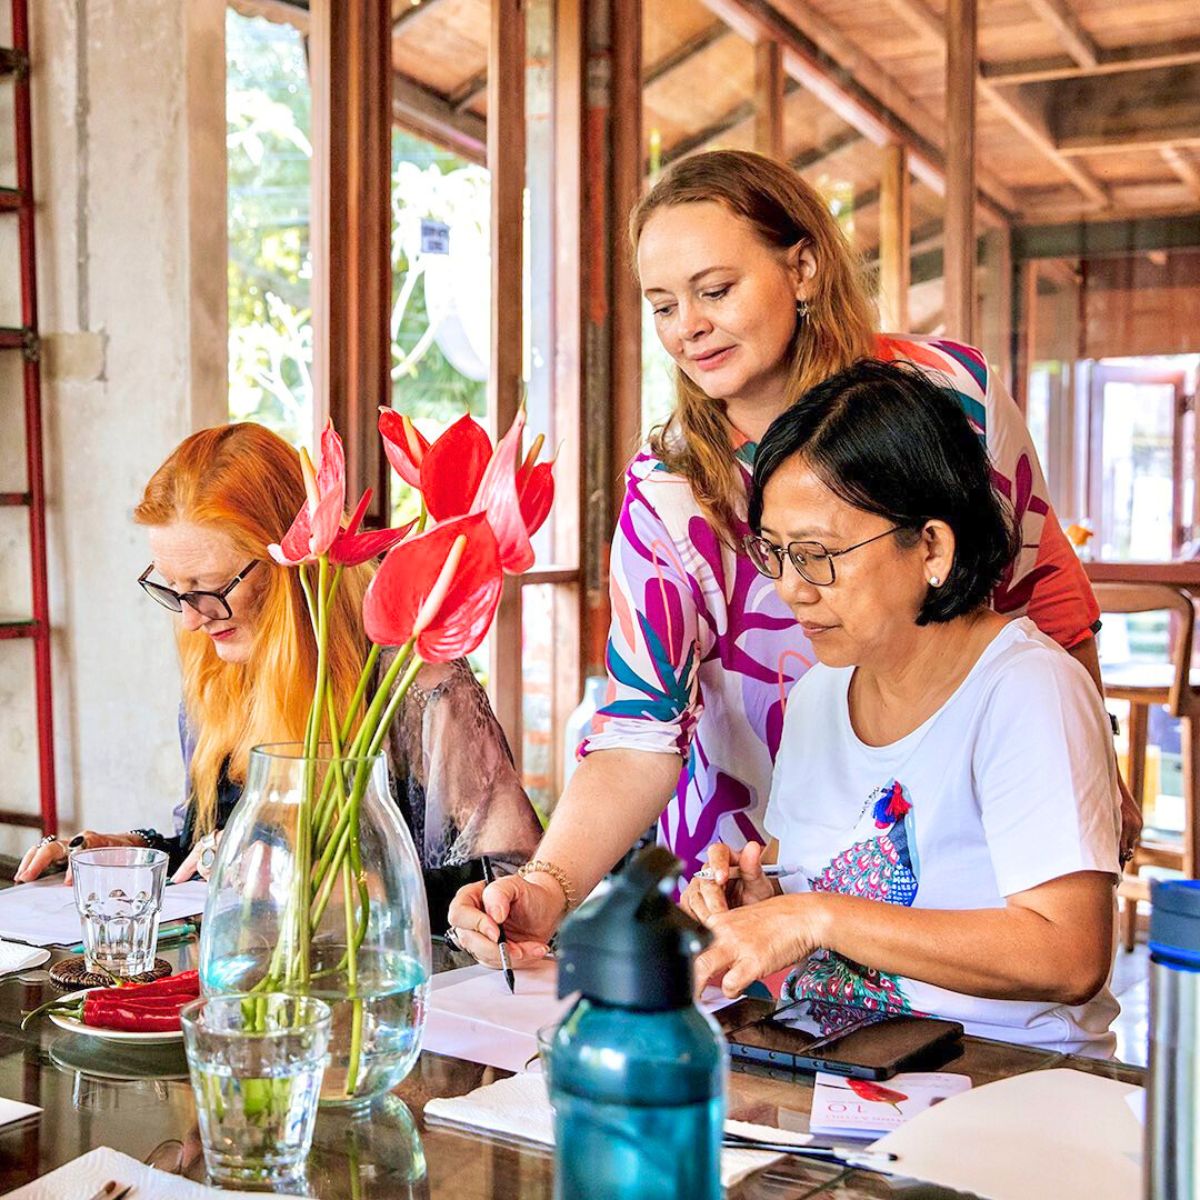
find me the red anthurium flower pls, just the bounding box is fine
[516,433,555,537]
[362,512,502,661]
[378,408,430,489]
[269,423,348,565]
[328,489,417,568]
[419,414,493,521]
[471,406,538,574]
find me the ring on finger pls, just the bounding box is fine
[444,926,463,950]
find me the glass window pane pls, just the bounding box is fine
[1096,380,1175,561]
[226,10,313,443]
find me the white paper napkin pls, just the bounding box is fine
[0,1097,40,1130]
[0,1146,273,1199]
[423,1071,787,1188]
[0,942,49,974]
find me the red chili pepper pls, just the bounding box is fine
[112,970,200,997]
[87,971,200,1006]
[84,993,190,1014]
[82,997,186,1033]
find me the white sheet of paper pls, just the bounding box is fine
[0,878,208,947]
[0,1146,268,1199]
[423,1068,788,1188]
[424,961,733,1073]
[0,1097,40,1130]
[872,1068,1142,1200]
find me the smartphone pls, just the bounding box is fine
[723,998,963,1081]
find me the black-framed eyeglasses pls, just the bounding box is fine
[743,527,904,586]
[138,561,260,620]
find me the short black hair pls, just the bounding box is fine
[748,358,1020,625]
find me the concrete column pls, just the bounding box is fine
[0,0,228,855]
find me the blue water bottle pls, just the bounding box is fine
[545,846,724,1200]
[1146,879,1200,1198]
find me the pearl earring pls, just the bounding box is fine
[928,576,941,587]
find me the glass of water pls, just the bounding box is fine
[71,846,168,976]
[181,993,331,1190]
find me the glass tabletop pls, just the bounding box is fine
[0,934,1144,1198]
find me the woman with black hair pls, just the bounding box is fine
[682,360,1122,1055]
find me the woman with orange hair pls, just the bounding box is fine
[451,148,1136,969]
[16,423,541,924]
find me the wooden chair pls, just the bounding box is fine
[1094,582,1200,951]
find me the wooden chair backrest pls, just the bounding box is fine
[1092,582,1196,717]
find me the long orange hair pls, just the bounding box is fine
[631,149,877,539]
[133,423,371,837]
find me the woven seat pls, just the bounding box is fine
[1095,582,1200,951]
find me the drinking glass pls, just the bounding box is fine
[71,846,167,976]
[181,993,331,1189]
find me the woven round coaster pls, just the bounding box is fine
[48,955,172,992]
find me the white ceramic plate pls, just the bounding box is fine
[47,988,185,1045]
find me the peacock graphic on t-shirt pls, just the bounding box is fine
[783,779,924,1029]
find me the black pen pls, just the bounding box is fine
[480,856,515,994]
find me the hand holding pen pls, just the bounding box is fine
[681,841,783,926]
[480,857,515,994]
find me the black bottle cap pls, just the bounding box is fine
[556,845,712,1011]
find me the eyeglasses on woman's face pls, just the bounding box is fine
[138,560,260,621]
[743,527,904,586]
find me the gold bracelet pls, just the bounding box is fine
[518,859,578,913]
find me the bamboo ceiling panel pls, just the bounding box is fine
[391,0,488,98]
[644,0,723,69]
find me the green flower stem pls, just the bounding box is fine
[342,857,364,1096]
[309,653,424,936]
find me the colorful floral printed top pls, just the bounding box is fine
[577,335,1100,881]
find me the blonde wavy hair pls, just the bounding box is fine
[133,423,372,838]
[631,149,877,539]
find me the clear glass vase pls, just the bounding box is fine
[198,744,432,1108]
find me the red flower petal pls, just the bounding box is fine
[472,408,533,574]
[378,409,430,489]
[420,415,492,521]
[316,422,347,512]
[330,518,417,567]
[363,512,502,661]
[343,489,372,539]
[272,503,315,565]
[517,460,555,538]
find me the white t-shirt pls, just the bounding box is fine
[764,618,1122,1056]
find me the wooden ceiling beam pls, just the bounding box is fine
[1052,68,1200,157]
[700,0,1014,225]
[1162,147,1200,204]
[792,128,864,171]
[449,68,488,113]
[392,74,487,164]
[645,22,730,86]
[1024,0,1099,69]
[659,81,801,168]
[983,38,1200,85]
[870,0,1107,208]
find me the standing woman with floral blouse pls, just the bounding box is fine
[449,148,1135,968]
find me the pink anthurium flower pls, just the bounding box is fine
[362,512,503,661]
[418,414,493,521]
[269,422,348,565]
[378,408,431,489]
[328,489,417,568]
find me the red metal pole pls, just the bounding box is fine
[12,0,58,835]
